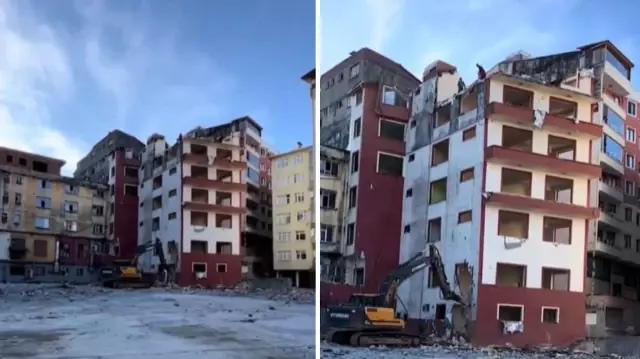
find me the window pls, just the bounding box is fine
[378,119,405,142]
[496,263,526,287]
[34,217,50,229]
[458,211,472,224]
[403,225,410,233]
[626,180,635,195]
[542,217,571,245]
[431,139,449,166]
[627,153,636,169]
[542,268,570,291]
[216,264,227,273]
[460,168,474,182]
[320,159,339,177]
[353,118,361,138]
[296,250,308,260]
[498,304,524,322]
[350,63,359,78]
[462,126,476,141]
[498,210,529,239]
[627,127,637,143]
[348,186,357,208]
[65,220,78,232]
[604,105,625,137]
[169,189,177,197]
[124,184,138,196]
[377,152,403,177]
[626,208,633,222]
[36,196,51,209]
[625,234,632,248]
[429,178,447,204]
[602,135,624,162]
[295,231,306,241]
[277,251,291,261]
[346,223,355,245]
[427,218,441,243]
[168,212,177,220]
[93,224,104,234]
[296,211,307,221]
[15,175,22,185]
[278,232,291,242]
[405,188,413,197]
[295,192,305,203]
[351,151,359,173]
[277,194,290,205]
[320,224,334,242]
[541,307,559,324]
[629,101,637,116]
[408,153,415,162]
[321,189,337,209]
[63,201,78,213]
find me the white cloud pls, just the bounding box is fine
[0,0,86,176]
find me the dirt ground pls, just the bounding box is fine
[0,284,315,359]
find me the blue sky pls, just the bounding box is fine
[0,0,315,175]
[321,0,640,85]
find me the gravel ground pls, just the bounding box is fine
[0,283,315,359]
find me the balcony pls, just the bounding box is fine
[592,239,640,265]
[320,240,340,254]
[486,102,602,139]
[604,61,632,96]
[599,180,623,203]
[182,153,246,170]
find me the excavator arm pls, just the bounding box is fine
[378,244,464,308]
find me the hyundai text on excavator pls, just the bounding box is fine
[99,238,172,289]
[324,244,465,347]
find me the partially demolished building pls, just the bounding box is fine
[397,42,640,347]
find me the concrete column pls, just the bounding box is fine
[295,271,300,287]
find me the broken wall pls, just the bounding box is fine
[398,82,487,332]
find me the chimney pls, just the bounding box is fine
[297,142,303,148]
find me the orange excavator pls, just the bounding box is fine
[324,245,465,347]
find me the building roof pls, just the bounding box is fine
[321,47,421,85]
[270,145,313,159]
[0,146,66,165]
[578,40,634,68]
[301,68,315,82]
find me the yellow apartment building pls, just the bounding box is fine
[271,144,314,287]
[0,147,108,282]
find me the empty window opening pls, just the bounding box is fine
[458,210,472,224]
[548,135,576,161]
[503,86,533,108]
[405,188,413,197]
[216,242,232,254]
[460,91,478,113]
[501,168,532,196]
[216,148,233,161]
[245,199,259,211]
[496,263,526,287]
[502,126,533,152]
[192,263,206,274]
[542,268,570,291]
[33,239,48,257]
[462,126,476,141]
[152,175,163,189]
[191,211,208,227]
[460,168,474,182]
[429,178,447,204]
[431,139,449,166]
[354,268,364,286]
[543,217,572,245]
[377,153,403,176]
[191,240,208,253]
[190,144,208,155]
[427,217,442,243]
[215,214,232,228]
[217,169,233,182]
[351,151,359,173]
[151,196,163,210]
[498,210,529,239]
[124,184,138,196]
[605,307,624,329]
[191,166,208,179]
[435,304,446,320]
[18,158,26,166]
[125,167,138,178]
[151,217,160,231]
[10,265,25,276]
[435,103,451,127]
[379,119,405,142]
[217,264,227,273]
[545,175,573,204]
[549,97,577,119]
[191,188,209,204]
[542,307,559,324]
[353,118,361,138]
[32,160,48,173]
[216,191,232,206]
[497,304,524,322]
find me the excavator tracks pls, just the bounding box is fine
[327,329,421,347]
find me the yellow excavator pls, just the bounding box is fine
[100,238,171,289]
[324,244,465,347]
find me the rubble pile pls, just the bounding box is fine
[152,281,315,304]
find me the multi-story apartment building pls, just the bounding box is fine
[319,145,349,281]
[75,130,145,259]
[137,117,274,286]
[0,147,108,283]
[271,144,314,287]
[319,48,420,294]
[302,68,316,150]
[398,45,614,346]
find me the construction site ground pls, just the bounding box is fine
[0,283,315,359]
